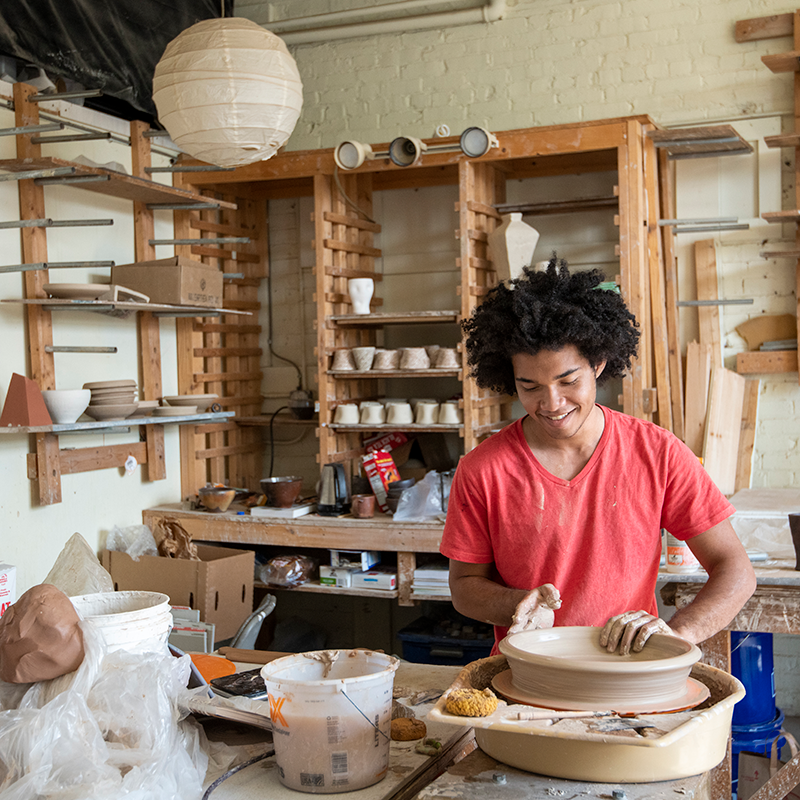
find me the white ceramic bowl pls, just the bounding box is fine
[161,394,218,412]
[498,626,701,710]
[85,403,139,421]
[41,389,91,424]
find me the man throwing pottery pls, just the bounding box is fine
[441,258,756,655]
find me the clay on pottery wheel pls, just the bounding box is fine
[0,583,85,683]
[498,626,702,710]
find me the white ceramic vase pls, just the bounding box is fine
[487,213,540,283]
[348,278,374,315]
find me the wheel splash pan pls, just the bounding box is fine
[427,657,744,783]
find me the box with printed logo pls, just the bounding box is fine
[0,563,16,618]
[112,256,223,308]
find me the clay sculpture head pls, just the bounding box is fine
[0,583,85,683]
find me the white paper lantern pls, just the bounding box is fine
[152,18,303,168]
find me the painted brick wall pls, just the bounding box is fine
[240,0,797,151]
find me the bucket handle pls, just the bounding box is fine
[769,729,800,777]
[341,690,390,742]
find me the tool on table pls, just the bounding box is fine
[217,646,290,664]
[512,709,615,721]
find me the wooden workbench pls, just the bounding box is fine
[206,661,713,800]
[142,503,445,606]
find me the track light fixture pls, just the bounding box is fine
[333,127,499,170]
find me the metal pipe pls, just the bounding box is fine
[272,0,507,44]
[0,123,64,137]
[45,345,118,353]
[0,260,113,273]
[147,202,222,211]
[0,166,75,182]
[0,218,113,229]
[31,131,111,144]
[145,165,235,173]
[30,89,103,102]
[659,217,739,225]
[677,299,754,306]
[34,174,110,186]
[672,224,750,233]
[152,310,221,318]
[149,237,250,245]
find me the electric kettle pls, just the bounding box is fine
[318,462,350,516]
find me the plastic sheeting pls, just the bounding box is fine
[0,0,233,116]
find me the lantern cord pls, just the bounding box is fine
[333,165,377,224]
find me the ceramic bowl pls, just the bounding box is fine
[83,379,136,390]
[136,400,160,417]
[198,486,236,513]
[85,403,139,421]
[153,405,196,417]
[41,389,91,424]
[261,476,303,508]
[162,394,218,412]
[498,626,702,710]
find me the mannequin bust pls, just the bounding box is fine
[348,278,374,315]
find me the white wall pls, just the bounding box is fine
[0,90,183,591]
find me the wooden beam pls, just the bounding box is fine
[735,13,793,42]
[694,240,722,371]
[735,379,760,492]
[28,441,148,478]
[736,350,798,373]
[702,367,746,496]
[684,341,713,457]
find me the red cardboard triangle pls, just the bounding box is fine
[0,373,53,427]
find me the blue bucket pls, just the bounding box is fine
[732,708,785,797]
[731,631,777,726]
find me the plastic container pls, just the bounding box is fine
[732,708,786,797]
[261,649,398,794]
[666,532,700,573]
[398,616,494,666]
[70,590,172,652]
[731,631,777,726]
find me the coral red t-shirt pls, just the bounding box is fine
[440,406,734,648]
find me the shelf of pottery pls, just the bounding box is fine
[0,82,238,505]
[313,168,515,484]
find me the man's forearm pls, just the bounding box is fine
[449,573,529,628]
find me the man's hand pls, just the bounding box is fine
[600,610,675,655]
[508,584,561,634]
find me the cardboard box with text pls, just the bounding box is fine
[112,256,223,308]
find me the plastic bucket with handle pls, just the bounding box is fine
[261,649,399,794]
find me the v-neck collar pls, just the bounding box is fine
[515,405,611,487]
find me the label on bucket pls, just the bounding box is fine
[666,533,699,574]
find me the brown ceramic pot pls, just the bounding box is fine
[351,494,376,518]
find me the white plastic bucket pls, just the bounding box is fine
[261,649,399,794]
[70,591,172,652]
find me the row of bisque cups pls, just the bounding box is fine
[333,399,463,425]
[331,345,459,371]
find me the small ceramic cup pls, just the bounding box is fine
[333,403,359,424]
[352,346,376,371]
[415,401,439,425]
[332,348,356,371]
[424,345,440,362]
[351,494,376,519]
[435,347,460,369]
[400,347,430,370]
[386,402,414,425]
[360,404,386,424]
[438,402,462,424]
[373,349,400,370]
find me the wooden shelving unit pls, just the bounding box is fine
[0,82,258,504]
[182,117,669,487]
[0,411,235,435]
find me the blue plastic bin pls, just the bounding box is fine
[731,631,777,726]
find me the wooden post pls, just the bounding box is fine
[130,120,165,481]
[13,81,61,505]
[694,240,722,371]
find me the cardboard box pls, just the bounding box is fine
[329,550,380,571]
[111,256,223,308]
[101,544,254,641]
[351,570,396,591]
[319,565,360,587]
[0,563,16,618]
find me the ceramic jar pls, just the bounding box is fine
[487,212,540,283]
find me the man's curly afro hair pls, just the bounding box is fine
[461,256,640,396]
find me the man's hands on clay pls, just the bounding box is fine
[508,583,561,634]
[600,610,676,655]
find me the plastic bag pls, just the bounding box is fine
[43,532,114,596]
[0,620,209,799]
[393,470,454,522]
[258,555,316,588]
[106,524,159,561]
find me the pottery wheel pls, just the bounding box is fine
[491,669,710,715]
